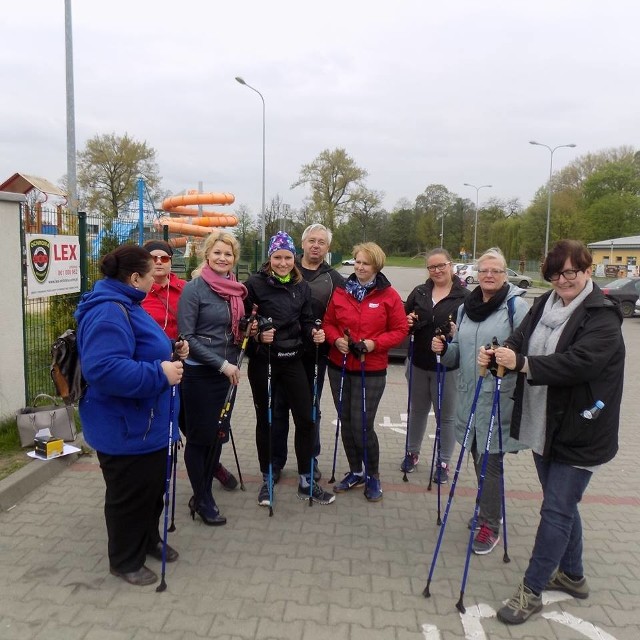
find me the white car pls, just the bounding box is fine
[342,258,355,266]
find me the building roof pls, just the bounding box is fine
[588,235,640,249]
[0,173,66,198]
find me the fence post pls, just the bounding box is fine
[78,210,88,293]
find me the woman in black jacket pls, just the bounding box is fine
[400,249,468,482]
[245,231,334,508]
[480,240,625,625]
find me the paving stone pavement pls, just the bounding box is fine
[1,319,639,640]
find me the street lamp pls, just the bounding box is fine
[235,76,266,263]
[529,140,576,257]
[463,183,492,260]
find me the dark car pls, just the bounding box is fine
[600,277,640,317]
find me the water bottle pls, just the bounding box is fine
[580,400,604,420]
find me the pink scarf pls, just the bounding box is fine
[200,265,248,342]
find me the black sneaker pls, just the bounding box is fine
[545,570,589,599]
[431,462,449,484]
[258,481,272,507]
[400,452,419,473]
[297,481,335,505]
[497,582,543,625]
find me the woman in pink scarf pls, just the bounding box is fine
[177,232,247,526]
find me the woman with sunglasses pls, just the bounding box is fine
[400,249,468,482]
[432,247,528,555]
[141,240,185,341]
[482,240,625,625]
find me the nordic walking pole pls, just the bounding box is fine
[455,340,505,614]
[202,304,258,501]
[496,380,510,564]
[402,313,416,483]
[168,439,179,532]
[157,338,182,593]
[423,362,487,599]
[433,353,445,524]
[328,330,349,484]
[359,346,369,485]
[308,319,322,506]
[265,318,274,517]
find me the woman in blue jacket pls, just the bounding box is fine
[75,245,186,587]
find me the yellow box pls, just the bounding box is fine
[34,436,64,459]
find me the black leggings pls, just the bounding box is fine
[248,355,315,475]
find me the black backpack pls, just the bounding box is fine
[50,329,86,405]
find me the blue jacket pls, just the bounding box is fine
[74,278,179,455]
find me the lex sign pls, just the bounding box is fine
[26,234,81,298]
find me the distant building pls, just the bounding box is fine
[588,236,640,277]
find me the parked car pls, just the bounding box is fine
[461,265,532,289]
[341,258,355,266]
[600,277,640,318]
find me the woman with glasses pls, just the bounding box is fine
[400,249,469,482]
[432,247,528,555]
[141,240,185,341]
[481,240,625,625]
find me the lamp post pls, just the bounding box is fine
[529,141,576,257]
[463,183,492,260]
[235,76,266,263]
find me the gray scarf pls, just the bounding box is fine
[519,280,593,454]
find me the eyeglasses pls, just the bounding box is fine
[426,262,451,272]
[152,255,171,264]
[478,268,505,275]
[548,269,580,281]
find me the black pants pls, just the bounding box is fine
[327,367,386,477]
[97,448,167,573]
[248,354,315,476]
[270,351,326,470]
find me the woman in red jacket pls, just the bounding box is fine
[324,242,407,501]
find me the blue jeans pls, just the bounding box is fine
[524,453,593,594]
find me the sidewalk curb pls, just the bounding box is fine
[0,434,89,512]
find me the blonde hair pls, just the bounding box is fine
[352,242,386,272]
[192,231,240,277]
[477,247,507,271]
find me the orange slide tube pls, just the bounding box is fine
[163,193,235,209]
[154,217,237,237]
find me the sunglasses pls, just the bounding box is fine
[152,255,171,264]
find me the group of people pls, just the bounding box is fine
[75,230,624,628]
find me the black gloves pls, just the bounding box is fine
[348,338,368,358]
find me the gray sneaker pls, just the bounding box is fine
[545,569,589,599]
[497,582,543,625]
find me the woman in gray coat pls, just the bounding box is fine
[432,248,528,555]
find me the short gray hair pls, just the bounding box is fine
[301,223,332,245]
[477,247,507,270]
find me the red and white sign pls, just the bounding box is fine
[26,234,81,298]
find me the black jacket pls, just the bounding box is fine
[405,277,468,371]
[245,268,315,360]
[296,258,345,356]
[506,284,624,466]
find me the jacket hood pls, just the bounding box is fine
[74,278,145,324]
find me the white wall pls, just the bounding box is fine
[0,192,26,415]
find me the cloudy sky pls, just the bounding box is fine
[2,1,638,217]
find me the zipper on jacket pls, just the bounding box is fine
[143,408,154,440]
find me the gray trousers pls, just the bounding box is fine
[328,367,386,477]
[405,362,456,464]
[471,438,503,533]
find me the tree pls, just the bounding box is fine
[291,148,368,230]
[414,184,455,254]
[349,188,384,242]
[77,133,161,218]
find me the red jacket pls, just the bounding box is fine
[141,272,186,340]
[324,273,408,373]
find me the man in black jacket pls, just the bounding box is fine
[270,224,344,482]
